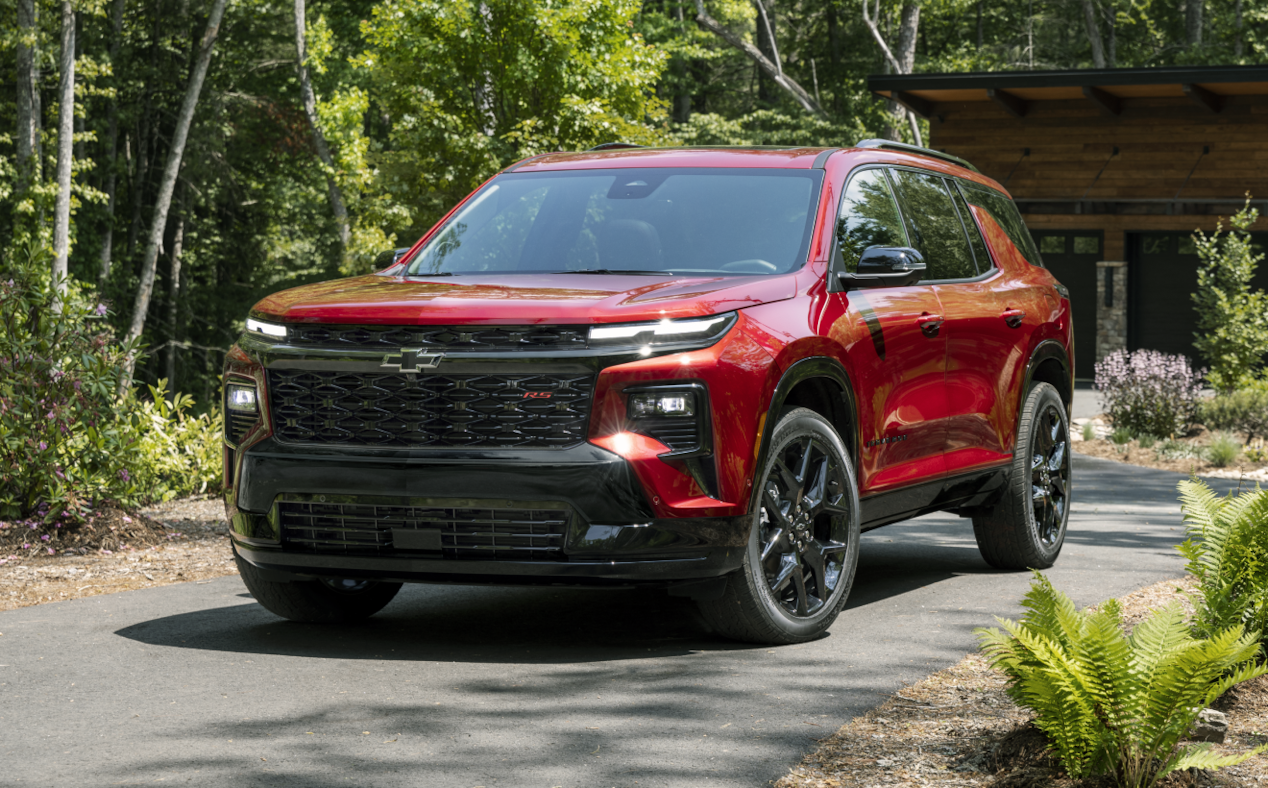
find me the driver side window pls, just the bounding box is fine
[836,169,909,273]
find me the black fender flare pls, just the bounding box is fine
[747,357,860,513]
[1015,339,1073,440]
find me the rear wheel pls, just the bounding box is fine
[235,552,402,623]
[971,382,1071,569]
[700,408,860,644]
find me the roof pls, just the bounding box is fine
[510,146,834,171]
[868,65,1268,118]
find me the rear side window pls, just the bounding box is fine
[835,169,908,273]
[890,169,978,281]
[959,182,1044,267]
[948,181,993,272]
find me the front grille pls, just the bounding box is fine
[227,412,257,445]
[279,499,570,561]
[287,324,589,351]
[267,370,595,448]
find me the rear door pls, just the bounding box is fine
[828,167,948,494]
[889,168,1017,475]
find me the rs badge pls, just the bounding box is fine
[381,348,444,374]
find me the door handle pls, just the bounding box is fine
[1002,308,1026,328]
[917,313,943,337]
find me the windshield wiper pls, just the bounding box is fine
[554,269,674,276]
[405,271,456,277]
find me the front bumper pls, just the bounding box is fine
[228,438,748,586]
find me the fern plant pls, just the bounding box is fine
[1178,479,1268,641]
[977,572,1268,788]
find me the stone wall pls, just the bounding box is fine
[1095,260,1128,368]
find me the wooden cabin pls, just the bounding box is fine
[869,65,1268,380]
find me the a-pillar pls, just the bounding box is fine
[1095,260,1128,366]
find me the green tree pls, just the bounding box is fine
[343,0,669,271]
[1192,201,1268,392]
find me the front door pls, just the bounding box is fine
[828,167,948,494]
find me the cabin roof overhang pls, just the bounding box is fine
[868,65,1268,119]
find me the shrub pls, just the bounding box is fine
[1094,349,1203,438]
[1082,422,1097,442]
[0,245,141,519]
[1137,433,1156,449]
[1191,202,1268,393]
[129,381,224,502]
[977,571,1268,788]
[1110,426,1134,445]
[1178,479,1268,642]
[1199,384,1268,442]
[1156,439,1200,462]
[1207,432,1240,467]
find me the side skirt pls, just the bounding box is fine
[859,466,1010,531]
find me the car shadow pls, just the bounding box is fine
[115,533,997,664]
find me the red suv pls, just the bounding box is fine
[223,140,1073,644]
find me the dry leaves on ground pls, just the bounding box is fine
[775,577,1268,788]
[0,495,237,612]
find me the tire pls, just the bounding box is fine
[699,407,861,645]
[972,381,1071,570]
[235,552,402,623]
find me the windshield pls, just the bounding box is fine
[404,168,823,277]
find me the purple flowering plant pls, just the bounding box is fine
[1094,349,1205,438]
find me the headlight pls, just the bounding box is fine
[225,384,258,414]
[588,313,736,353]
[245,317,287,340]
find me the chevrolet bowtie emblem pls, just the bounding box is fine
[381,348,444,374]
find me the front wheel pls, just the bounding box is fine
[235,552,402,623]
[699,408,861,644]
[971,382,1071,570]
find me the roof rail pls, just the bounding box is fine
[853,139,979,173]
[588,142,646,152]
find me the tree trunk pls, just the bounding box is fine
[1235,0,1244,58]
[1185,0,1203,46]
[294,0,349,252]
[52,0,76,299]
[126,107,152,261]
[1106,4,1116,68]
[98,0,126,285]
[692,0,823,117]
[827,3,841,112]
[165,209,185,394]
[867,2,921,144]
[753,0,777,105]
[1081,0,1107,68]
[123,0,229,383]
[15,0,39,205]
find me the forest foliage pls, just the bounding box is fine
[0,0,1263,405]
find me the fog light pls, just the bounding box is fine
[628,391,695,418]
[226,384,258,413]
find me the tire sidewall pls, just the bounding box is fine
[740,408,861,640]
[1018,383,1070,565]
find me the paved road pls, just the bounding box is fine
[0,456,1232,788]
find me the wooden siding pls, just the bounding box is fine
[929,96,1268,204]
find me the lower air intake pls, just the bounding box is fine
[278,498,570,561]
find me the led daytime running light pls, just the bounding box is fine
[246,317,287,339]
[589,314,730,342]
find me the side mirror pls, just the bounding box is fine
[374,247,413,269]
[837,247,925,289]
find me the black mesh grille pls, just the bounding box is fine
[227,412,257,445]
[267,370,594,448]
[287,324,589,351]
[279,500,569,561]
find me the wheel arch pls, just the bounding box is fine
[1018,339,1073,438]
[749,357,860,512]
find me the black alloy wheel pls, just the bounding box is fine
[971,382,1071,570]
[757,436,852,617]
[699,408,860,644]
[1030,400,1070,550]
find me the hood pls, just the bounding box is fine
[251,272,801,325]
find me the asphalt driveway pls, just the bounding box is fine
[0,455,1230,787]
